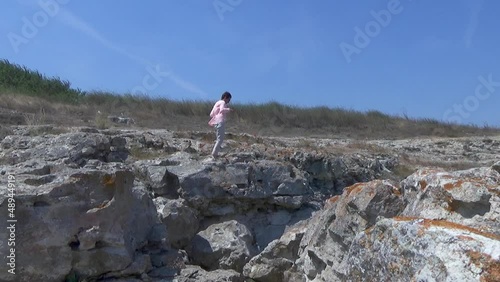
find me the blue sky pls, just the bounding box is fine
[1,0,499,126]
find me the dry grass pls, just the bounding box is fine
[3,90,499,140]
[26,125,69,136]
[0,126,14,140]
[0,93,95,126]
[94,112,109,130]
[1,58,499,139]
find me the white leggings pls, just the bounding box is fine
[211,122,225,156]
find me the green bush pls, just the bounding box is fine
[0,59,84,103]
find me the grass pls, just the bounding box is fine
[94,111,109,130]
[1,59,499,139]
[0,126,14,140]
[0,59,84,103]
[26,125,69,136]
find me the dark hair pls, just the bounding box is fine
[221,91,232,100]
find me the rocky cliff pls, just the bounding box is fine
[0,125,498,281]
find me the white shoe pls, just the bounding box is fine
[202,156,215,163]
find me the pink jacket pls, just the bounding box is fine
[208,100,231,126]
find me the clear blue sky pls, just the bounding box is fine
[1,0,499,126]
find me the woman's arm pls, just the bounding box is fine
[219,101,231,113]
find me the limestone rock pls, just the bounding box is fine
[0,166,158,282]
[401,167,500,235]
[155,198,199,248]
[294,179,405,281]
[177,265,244,282]
[188,220,257,272]
[347,217,500,282]
[243,222,308,282]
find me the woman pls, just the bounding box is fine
[208,91,232,158]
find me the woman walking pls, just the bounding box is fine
[208,91,232,158]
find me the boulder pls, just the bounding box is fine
[347,217,500,281]
[146,166,180,198]
[294,179,405,281]
[0,166,158,281]
[243,222,308,282]
[188,220,257,272]
[178,160,312,215]
[154,198,199,248]
[401,167,500,235]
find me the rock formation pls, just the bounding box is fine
[0,125,498,281]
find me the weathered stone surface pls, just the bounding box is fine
[285,166,499,282]
[289,152,397,195]
[149,247,188,269]
[0,127,498,281]
[368,136,500,166]
[293,179,405,281]
[101,254,153,279]
[493,161,500,173]
[0,132,113,166]
[188,220,257,272]
[146,166,180,198]
[0,166,158,282]
[177,265,244,282]
[347,217,500,282]
[177,160,312,216]
[154,198,199,248]
[140,132,165,149]
[401,167,500,235]
[243,222,308,282]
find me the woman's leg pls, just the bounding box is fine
[211,122,225,157]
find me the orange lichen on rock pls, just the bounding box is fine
[394,217,500,241]
[487,187,500,197]
[443,182,456,190]
[442,177,496,191]
[102,174,116,187]
[364,225,375,235]
[344,180,388,198]
[458,235,475,241]
[419,180,428,190]
[419,219,500,241]
[393,216,420,222]
[344,183,365,197]
[327,195,340,204]
[467,251,500,282]
[392,187,401,196]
